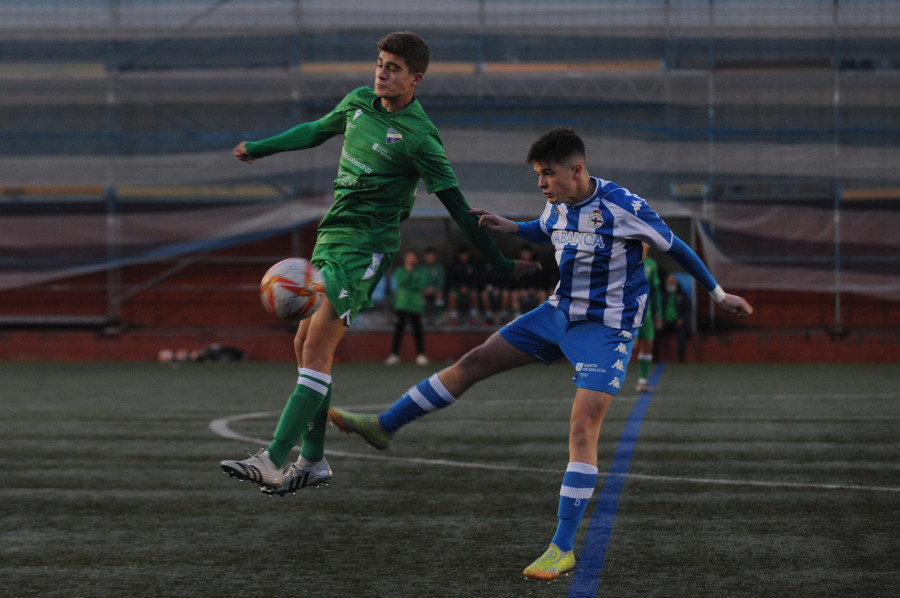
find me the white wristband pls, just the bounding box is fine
[710,284,726,303]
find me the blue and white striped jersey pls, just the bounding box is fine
[516,177,675,330]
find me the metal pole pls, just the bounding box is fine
[106,0,122,330]
[832,0,843,330]
[706,0,716,331]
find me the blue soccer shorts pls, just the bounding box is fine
[499,302,636,395]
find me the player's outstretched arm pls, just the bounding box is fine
[719,293,753,317]
[436,189,515,277]
[234,121,336,164]
[665,237,754,317]
[469,208,541,278]
[233,141,254,163]
[470,207,518,234]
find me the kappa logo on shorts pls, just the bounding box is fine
[619,330,633,339]
[609,377,621,389]
[615,342,628,354]
[612,359,625,372]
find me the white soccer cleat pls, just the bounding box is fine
[635,380,656,393]
[220,450,283,490]
[263,458,333,496]
[415,354,429,366]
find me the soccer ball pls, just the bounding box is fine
[259,258,326,321]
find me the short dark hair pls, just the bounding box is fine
[378,31,430,75]
[525,127,586,166]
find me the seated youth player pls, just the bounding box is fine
[328,127,753,581]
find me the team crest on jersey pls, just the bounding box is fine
[589,210,604,228]
[386,128,403,144]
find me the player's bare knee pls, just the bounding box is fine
[299,339,331,372]
[569,418,601,450]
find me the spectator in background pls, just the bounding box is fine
[634,242,662,392]
[445,245,482,326]
[421,246,445,327]
[480,261,510,326]
[385,250,429,366]
[657,272,691,363]
[509,244,546,318]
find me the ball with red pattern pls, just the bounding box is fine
[259,258,326,321]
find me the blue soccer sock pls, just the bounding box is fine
[377,373,456,434]
[551,462,599,553]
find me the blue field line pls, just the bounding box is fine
[568,364,665,598]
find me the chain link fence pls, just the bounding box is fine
[0,0,897,326]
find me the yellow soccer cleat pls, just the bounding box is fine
[523,543,576,581]
[328,408,393,451]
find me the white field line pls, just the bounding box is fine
[722,393,899,400]
[209,410,900,494]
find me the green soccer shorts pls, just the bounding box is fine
[636,310,655,341]
[311,243,394,325]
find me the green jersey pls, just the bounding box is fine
[393,265,428,314]
[248,87,457,253]
[643,256,662,318]
[422,262,445,293]
[244,86,514,276]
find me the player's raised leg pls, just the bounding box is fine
[329,331,535,448]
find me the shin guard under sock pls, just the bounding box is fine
[377,373,456,434]
[267,368,332,467]
[551,462,599,552]
[299,386,332,463]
